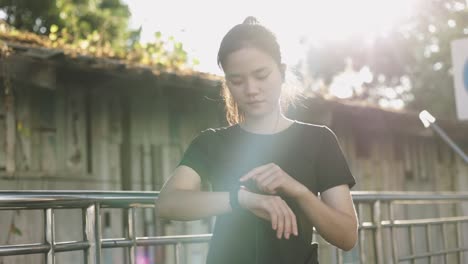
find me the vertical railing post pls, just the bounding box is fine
[373,200,384,264]
[84,203,102,264]
[456,221,463,264]
[389,202,399,263]
[442,223,449,264]
[44,208,55,264]
[175,242,183,264]
[358,203,365,263]
[408,225,416,264]
[127,207,137,264]
[426,224,433,264]
[82,207,87,264]
[336,247,343,264]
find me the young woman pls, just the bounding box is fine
[157,17,358,264]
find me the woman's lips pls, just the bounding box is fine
[247,100,265,105]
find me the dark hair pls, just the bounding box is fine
[217,16,282,70]
[217,17,286,125]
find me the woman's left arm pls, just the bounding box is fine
[294,184,358,251]
[239,163,358,250]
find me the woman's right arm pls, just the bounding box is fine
[156,165,298,239]
[156,165,232,221]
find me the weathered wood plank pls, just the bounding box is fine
[55,85,67,172]
[0,89,4,169]
[5,92,15,173]
[65,86,87,173]
[15,86,32,171]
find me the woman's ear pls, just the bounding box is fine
[280,63,287,82]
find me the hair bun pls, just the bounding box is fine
[242,16,260,25]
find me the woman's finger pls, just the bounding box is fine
[256,166,279,183]
[266,198,280,231]
[239,163,273,182]
[272,197,288,239]
[259,178,278,194]
[267,197,283,239]
[284,200,298,236]
[278,199,292,239]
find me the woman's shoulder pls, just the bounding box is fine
[201,123,236,134]
[293,120,330,133]
[196,124,238,140]
[292,120,340,143]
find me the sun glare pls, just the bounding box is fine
[126,0,416,75]
[329,64,374,99]
[288,0,415,103]
[296,0,415,42]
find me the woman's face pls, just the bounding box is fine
[223,47,285,119]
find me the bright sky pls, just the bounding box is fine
[125,0,416,75]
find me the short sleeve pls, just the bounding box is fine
[177,129,214,184]
[316,126,356,193]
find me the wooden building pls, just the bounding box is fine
[0,40,224,264]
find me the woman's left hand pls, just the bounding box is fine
[239,163,309,199]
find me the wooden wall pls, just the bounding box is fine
[0,74,223,264]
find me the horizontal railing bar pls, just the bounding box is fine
[0,191,159,198]
[101,238,133,248]
[384,216,468,226]
[0,204,155,210]
[351,191,468,202]
[0,243,50,256]
[0,242,91,256]
[390,200,468,205]
[399,247,468,261]
[358,225,376,230]
[0,191,159,209]
[136,234,213,245]
[357,217,468,230]
[0,191,467,209]
[101,234,213,248]
[0,234,213,257]
[55,241,89,253]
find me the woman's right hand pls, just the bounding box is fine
[238,188,298,239]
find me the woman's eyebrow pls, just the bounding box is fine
[226,66,270,79]
[252,66,270,74]
[225,73,243,79]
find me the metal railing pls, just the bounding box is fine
[0,191,467,264]
[346,192,468,264]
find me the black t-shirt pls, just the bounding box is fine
[177,120,356,264]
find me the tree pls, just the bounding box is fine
[0,0,58,32]
[0,0,131,48]
[301,0,467,119]
[0,0,196,70]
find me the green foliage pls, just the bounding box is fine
[302,0,467,119]
[9,223,22,236]
[0,0,193,71]
[125,32,189,70]
[0,0,59,32]
[0,0,130,47]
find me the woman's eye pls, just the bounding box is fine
[229,79,243,85]
[256,72,270,80]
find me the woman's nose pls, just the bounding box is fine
[244,78,260,96]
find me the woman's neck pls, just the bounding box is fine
[240,108,293,134]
